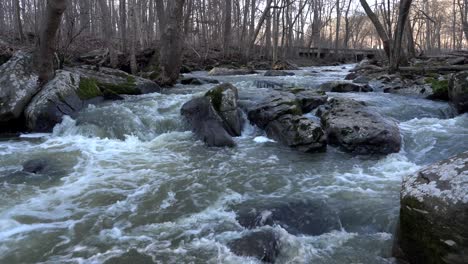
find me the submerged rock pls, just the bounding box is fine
[449,71,468,113]
[228,230,280,263]
[319,81,373,93]
[396,151,468,264]
[234,199,341,236]
[103,249,155,264]
[24,71,83,132]
[208,67,256,76]
[264,70,295,77]
[180,77,219,85]
[254,80,284,89]
[181,83,243,147]
[317,98,401,155]
[22,158,52,174]
[0,51,38,122]
[272,60,299,70]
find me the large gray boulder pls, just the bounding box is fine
[24,71,83,132]
[248,92,327,152]
[319,80,373,93]
[181,83,243,147]
[0,51,38,122]
[294,90,328,113]
[181,97,235,147]
[448,71,468,113]
[317,98,401,155]
[396,151,468,264]
[265,114,327,152]
[70,65,160,95]
[208,67,256,76]
[205,83,243,136]
[228,230,280,263]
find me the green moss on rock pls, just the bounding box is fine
[426,77,449,100]
[205,86,225,112]
[78,78,102,99]
[97,76,141,95]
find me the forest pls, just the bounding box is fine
[0,0,467,263]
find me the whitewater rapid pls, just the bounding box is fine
[0,65,467,263]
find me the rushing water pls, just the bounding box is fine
[0,65,467,263]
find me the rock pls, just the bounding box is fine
[319,81,373,93]
[448,57,466,65]
[24,71,83,132]
[79,48,109,65]
[264,70,295,77]
[247,92,301,129]
[294,90,328,113]
[205,83,243,136]
[317,98,401,155]
[265,114,327,152]
[272,60,299,70]
[22,158,51,174]
[384,84,434,99]
[254,80,284,89]
[0,51,39,122]
[70,65,160,95]
[103,249,155,264]
[208,67,256,76]
[180,65,192,74]
[448,71,468,113]
[228,230,280,263]
[234,199,341,236]
[353,76,371,84]
[181,97,235,147]
[396,151,468,264]
[344,72,358,80]
[180,77,219,85]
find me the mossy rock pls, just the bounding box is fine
[425,77,449,100]
[97,76,141,96]
[205,83,238,112]
[78,78,103,100]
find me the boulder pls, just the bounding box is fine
[208,67,256,76]
[264,70,295,77]
[384,84,434,99]
[353,76,371,84]
[234,199,341,236]
[294,90,328,113]
[447,57,466,65]
[448,71,468,113]
[180,77,219,85]
[78,48,109,65]
[344,72,358,80]
[319,81,373,93]
[70,65,160,95]
[0,51,38,122]
[24,71,83,132]
[396,151,468,264]
[228,230,280,263]
[181,97,235,147]
[265,114,327,152]
[272,60,299,70]
[317,98,401,155]
[247,92,301,129]
[205,83,243,136]
[22,158,52,174]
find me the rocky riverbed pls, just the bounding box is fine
[0,61,467,263]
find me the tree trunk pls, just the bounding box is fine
[159,0,186,86]
[359,0,391,58]
[223,0,232,57]
[129,0,137,74]
[389,0,413,73]
[97,0,117,68]
[36,0,67,84]
[14,0,25,42]
[120,0,127,52]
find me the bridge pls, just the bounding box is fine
[297,47,381,61]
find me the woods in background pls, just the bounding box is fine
[1,0,468,85]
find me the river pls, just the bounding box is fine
[0,65,467,263]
